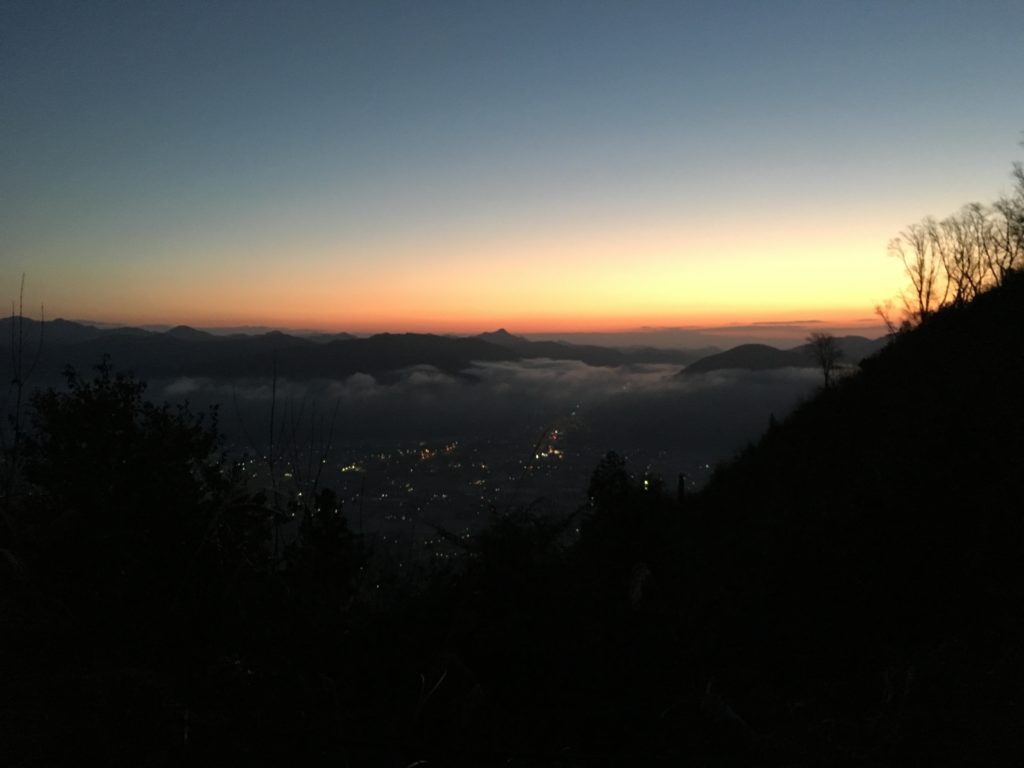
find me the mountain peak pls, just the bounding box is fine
[476,328,527,347]
[166,325,213,341]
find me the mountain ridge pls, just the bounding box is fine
[0,317,717,381]
[679,335,886,375]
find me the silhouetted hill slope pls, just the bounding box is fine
[828,333,887,361]
[682,342,806,373]
[680,271,1024,764]
[311,333,518,378]
[680,335,885,374]
[474,329,711,366]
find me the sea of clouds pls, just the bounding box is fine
[156,359,821,468]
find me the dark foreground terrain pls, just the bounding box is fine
[2,273,1023,766]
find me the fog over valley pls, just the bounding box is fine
[139,360,821,546]
[158,360,820,453]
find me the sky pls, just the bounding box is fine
[3,0,1023,334]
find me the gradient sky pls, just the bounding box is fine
[3,0,1023,333]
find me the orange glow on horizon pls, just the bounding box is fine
[32,216,905,336]
[48,277,895,334]
[66,301,886,336]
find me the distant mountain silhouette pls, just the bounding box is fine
[679,335,885,375]
[164,325,215,341]
[0,318,713,382]
[473,329,714,367]
[475,328,527,346]
[303,331,358,343]
[0,317,315,380]
[7,317,152,345]
[681,343,806,374]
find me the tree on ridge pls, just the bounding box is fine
[806,332,842,388]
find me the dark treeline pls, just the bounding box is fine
[2,157,1023,766]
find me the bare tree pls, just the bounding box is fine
[888,220,948,325]
[988,162,1024,283]
[886,138,1024,322]
[990,195,1024,283]
[806,332,842,388]
[932,204,990,305]
[873,300,908,337]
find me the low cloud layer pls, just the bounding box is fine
[156,359,820,469]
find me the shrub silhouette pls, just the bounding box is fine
[20,358,269,622]
[3,360,283,762]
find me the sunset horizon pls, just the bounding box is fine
[27,291,888,342]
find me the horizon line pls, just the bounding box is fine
[7,313,888,340]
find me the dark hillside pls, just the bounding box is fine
[683,270,1024,764]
